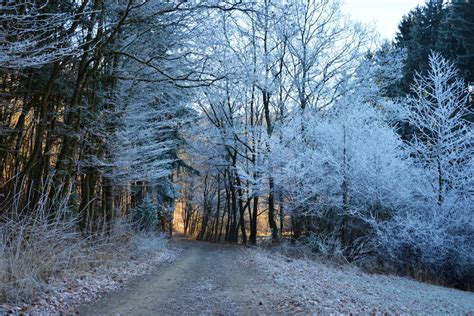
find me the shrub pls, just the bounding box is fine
[131,195,158,232]
[376,204,474,289]
[0,210,84,302]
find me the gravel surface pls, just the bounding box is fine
[78,239,474,315]
[78,239,277,315]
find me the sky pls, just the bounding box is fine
[341,0,427,40]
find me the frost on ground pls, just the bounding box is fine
[247,248,474,315]
[3,234,179,315]
[60,240,474,315]
[5,237,469,315]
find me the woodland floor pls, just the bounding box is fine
[78,238,474,315]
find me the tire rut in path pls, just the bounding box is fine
[78,239,274,315]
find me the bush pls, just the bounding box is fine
[0,212,170,303]
[0,211,85,302]
[131,195,158,232]
[302,233,343,258]
[132,232,167,258]
[0,178,166,303]
[376,204,474,289]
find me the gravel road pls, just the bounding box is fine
[78,239,474,315]
[78,239,276,315]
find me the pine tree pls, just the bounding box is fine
[437,1,474,84]
[394,1,445,95]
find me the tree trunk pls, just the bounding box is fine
[268,177,279,242]
[250,196,258,245]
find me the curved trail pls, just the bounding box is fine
[78,238,474,315]
[78,239,275,315]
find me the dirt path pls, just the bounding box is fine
[78,239,474,315]
[78,239,275,315]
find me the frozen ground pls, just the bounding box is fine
[77,239,474,315]
[3,235,179,315]
[252,249,474,314]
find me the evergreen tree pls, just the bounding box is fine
[394,1,445,95]
[437,0,474,84]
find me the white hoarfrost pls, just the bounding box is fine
[247,248,474,314]
[378,53,474,277]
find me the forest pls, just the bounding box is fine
[0,0,473,309]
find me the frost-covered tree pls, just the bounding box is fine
[110,80,187,184]
[284,0,371,111]
[377,53,474,284]
[0,0,86,69]
[97,0,209,233]
[270,95,421,254]
[404,52,473,206]
[182,0,375,244]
